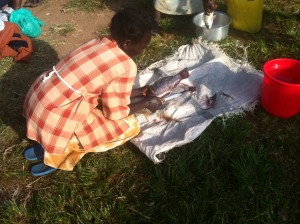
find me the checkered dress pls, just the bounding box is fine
[23,37,137,154]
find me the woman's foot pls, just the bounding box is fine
[31,162,57,176]
[23,0,33,7]
[23,0,42,8]
[24,144,44,161]
[31,0,42,8]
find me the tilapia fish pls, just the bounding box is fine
[149,68,190,97]
[204,12,215,29]
[199,93,217,109]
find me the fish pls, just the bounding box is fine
[199,93,217,109]
[204,12,215,29]
[203,0,218,29]
[163,92,183,102]
[176,84,196,93]
[149,67,190,97]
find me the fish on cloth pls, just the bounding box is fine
[148,67,193,97]
[131,41,263,164]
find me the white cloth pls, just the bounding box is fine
[3,7,14,14]
[154,0,203,15]
[131,40,263,163]
[0,12,9,22]
[0,20,4,30]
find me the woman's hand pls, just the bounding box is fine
[129,96,165,114]
[131,85,151,98]
[203,0,218,14]
[145,96,165,113]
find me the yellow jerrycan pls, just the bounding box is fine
[227,0,264,33]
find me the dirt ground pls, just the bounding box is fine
[29,0,123,58]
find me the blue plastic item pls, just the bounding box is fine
[24,145,44,161]
[9,8,45,38]
[31,163,57,176]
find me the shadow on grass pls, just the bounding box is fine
[0,39,59,147]
[0,39,59,212]
[64,0,155,15]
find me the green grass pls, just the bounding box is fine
[0,0,299,223]
[63,0,109,12]
[48,23,76,37]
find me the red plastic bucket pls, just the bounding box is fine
[261,58,300,118]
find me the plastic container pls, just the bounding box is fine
[261,58,300,118]
[227,0,263,33]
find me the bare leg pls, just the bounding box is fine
[12,0,22,9]
[154,9,161,23]
[152,9,162,34]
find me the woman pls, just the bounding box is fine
[23,7,164,176]
[153,0,217,31]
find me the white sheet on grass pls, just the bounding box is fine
[130,40,263,163]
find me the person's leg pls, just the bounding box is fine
[29,115,140,175]
[152,9,162,34]
[31,163,57,176]
[43,114,140,171]
[24,144,44,161]
[12,0,22,9]
[23,144,57,176]
[154,9,161,24]
[43,144,86,171]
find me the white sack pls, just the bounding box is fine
[131,40,263,163]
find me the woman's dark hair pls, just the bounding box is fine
[110,7,153,45]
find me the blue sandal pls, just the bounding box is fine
[24,145,44,161]
[31,163,57,176]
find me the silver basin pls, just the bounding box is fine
[193,11,232,42]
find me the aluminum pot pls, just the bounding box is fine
[193,11,232,42]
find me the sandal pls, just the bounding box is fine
[23,0,33,7]
[31,162,57,176]
[24,144,44,161]
[31,0,42,8]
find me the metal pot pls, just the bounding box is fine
[193,11,232,42]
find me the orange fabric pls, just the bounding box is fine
[0,21,34,62]
[23,37,137,154]
[43,115,140,171]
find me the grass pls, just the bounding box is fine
[0,0,299,223]
[63,0,109,12]
[48,23,76,37]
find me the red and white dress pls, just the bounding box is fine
[23,36,140,170]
